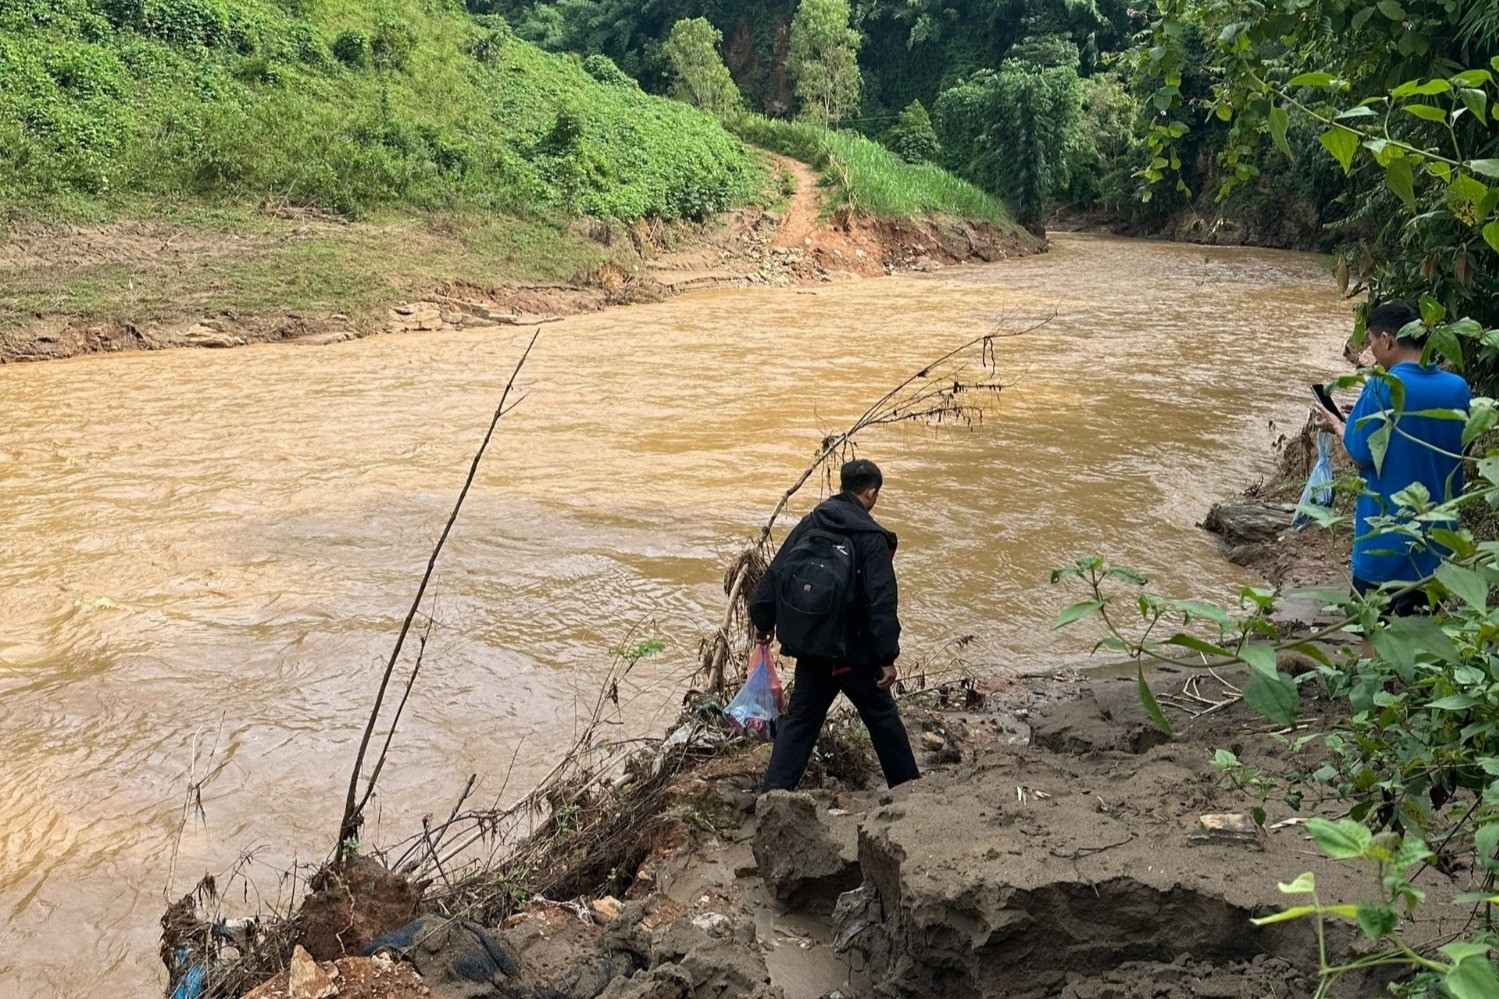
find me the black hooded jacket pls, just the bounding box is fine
[749,492,901,668]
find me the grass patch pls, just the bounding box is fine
[728,114,1014,226]
[0,210,614,330]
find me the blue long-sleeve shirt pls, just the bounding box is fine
[1343,362,1470,584]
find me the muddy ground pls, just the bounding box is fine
[190,651,1479,999]
[0,162,1039,363]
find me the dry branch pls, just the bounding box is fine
[699,317,1048,692]
[336,331,540,854]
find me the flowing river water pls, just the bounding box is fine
[1,234,1352,996]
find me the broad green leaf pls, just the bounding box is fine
[1388,615,1461,663]
[1461,89,1489,125]
[1402,103,1448,122]
[1211,748,1239,769]
[1138,665,1173,738]
[1250,905,1320,925]
[1376,0,1405,20]
[1289,72,1337,87]
[1238,643,1277,674]
[1484,221,1499,255]
[1428,695,1480,710]
[1420,293,1448,326]
[1368,422,1391,474]
[1445,954,1499,999]
[1337,105,1380,119]
[1463,407,1498,449]
[1279,872,1316,894]
[1268,106,1292,157]
[1452,891,1499,905]
[1392,78,1452,96]
[1476,820,1499,861]
[1435,562,1488,608]
[1386,156,1416,207]
[1165,633,1233,658]
[1450,173,1490,207]
[1244,666,1299,726]
[1469,160,1499,179]
[1452,69,1494,88]
[1055,600,1104,628]
[1105,566,1149,585]
[1390,835,1434,872]
[1443,943,1493,963]
[1320,127,1359,173]
[1356,901,1397,939]
[1286,641,1333,669]
[1307,817,1372,859]
[1169,600,1232,628]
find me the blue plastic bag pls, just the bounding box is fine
[724,643,785,739]
[1291,431,1335,532]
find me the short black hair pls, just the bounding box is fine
[1368,301,1422,345]
[840,458,883,494]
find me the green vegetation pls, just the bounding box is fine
[729,114,1012,225]
[481,0,1141,224]
[884,100,940,165]
[1129,0,1499,383]
[0,0,759,221]
[934,58,1083,228]
[662,17,741,116]
[786,0,860,126]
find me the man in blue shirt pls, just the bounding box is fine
[1313,301,1471,627]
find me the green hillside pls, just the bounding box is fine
[0,0,759,220]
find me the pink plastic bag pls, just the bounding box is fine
[724,643,785,739]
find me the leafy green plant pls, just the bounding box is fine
[609,636,665,665]
[1128,1,1499,387]
[1252,818,1499,999]
[884,99,940,164]
[662,17,741,116]
[933,59,1082,228]
[330,28,369,67]
[787,0,861,126]
[141,0,229,48]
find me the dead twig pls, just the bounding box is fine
[700,317,1048,692]
[336,330,540,854]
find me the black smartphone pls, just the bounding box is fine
[1312,383,1342,419]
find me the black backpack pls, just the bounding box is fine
[774,527,859,660]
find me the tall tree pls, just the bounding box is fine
[788,0,862,126]
[662,17,744,116]
[934,59,1083,229]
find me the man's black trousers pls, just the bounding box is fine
[761,659,920,792]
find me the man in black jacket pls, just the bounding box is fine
[749,458,919,792]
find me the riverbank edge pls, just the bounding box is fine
[0,166,1043,364]
[194,657,1471,999]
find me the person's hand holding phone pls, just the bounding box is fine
[1311,384,1344,434]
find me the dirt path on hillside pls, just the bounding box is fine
[768,155,824,251]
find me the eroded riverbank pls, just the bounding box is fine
[0,160,1037,364]
[0,234,1353,996]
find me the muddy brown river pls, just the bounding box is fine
[0,234,1351,996]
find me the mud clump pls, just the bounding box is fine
[298,856,424,960]
[600,900,781,999]
[1026,689,1167,756]
[752,791,861,910]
